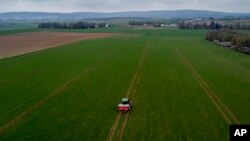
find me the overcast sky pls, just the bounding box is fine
[0,0,249,13]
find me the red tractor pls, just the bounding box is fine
[118,98,131,112]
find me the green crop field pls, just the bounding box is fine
[0,29,250,141]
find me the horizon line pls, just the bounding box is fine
[1,9,250,14]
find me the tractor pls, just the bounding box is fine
[118,98,131,112]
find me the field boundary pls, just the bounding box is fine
[107,44,149,141]
[0,56,109,136]
[174,48,240,124]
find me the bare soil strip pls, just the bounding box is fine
[0,31,118,58]
[107,45,149,141]
[0,56,109,136]
[174,48,240,124]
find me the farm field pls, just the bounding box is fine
[0,31,117,58]
[0,29,250,141]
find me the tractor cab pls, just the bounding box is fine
[118,98,131,112]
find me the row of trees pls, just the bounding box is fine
[129,21,146,26]
[129,21,165,27]
[38,22,109,29]
[178,21,222,29]
[206,29,250,54]
[178,21,250,30]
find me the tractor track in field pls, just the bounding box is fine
[174,48,240,125]
[118,45,149,141]
[0,56,109,136]
[107,43,149,141]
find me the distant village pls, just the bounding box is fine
[178,18,250,30]
[129,18,250,30]
[129,21,177,28]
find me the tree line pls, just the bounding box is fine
[178,20,250,30]
[206,29,250,54]
[129,21,165,27]
[38,22,109,29]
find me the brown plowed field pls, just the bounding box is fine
[0,31,117,58]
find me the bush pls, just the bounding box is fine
[205,29,250,48]
[236,36,250,47]
[221,34,234,42]
[205,30,219,41]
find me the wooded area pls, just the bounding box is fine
[178,20,250,29]
[206,29,250,54]
[38,22,109,29]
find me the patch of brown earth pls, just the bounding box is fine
[0,31,118,58]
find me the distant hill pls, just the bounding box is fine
[1,10,250,20]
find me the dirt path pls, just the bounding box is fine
[0,31,118,58]
[174,48,240,124]
[107,44,149,141]
[0,56,109,136]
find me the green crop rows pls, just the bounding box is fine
[0,29,250,141]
